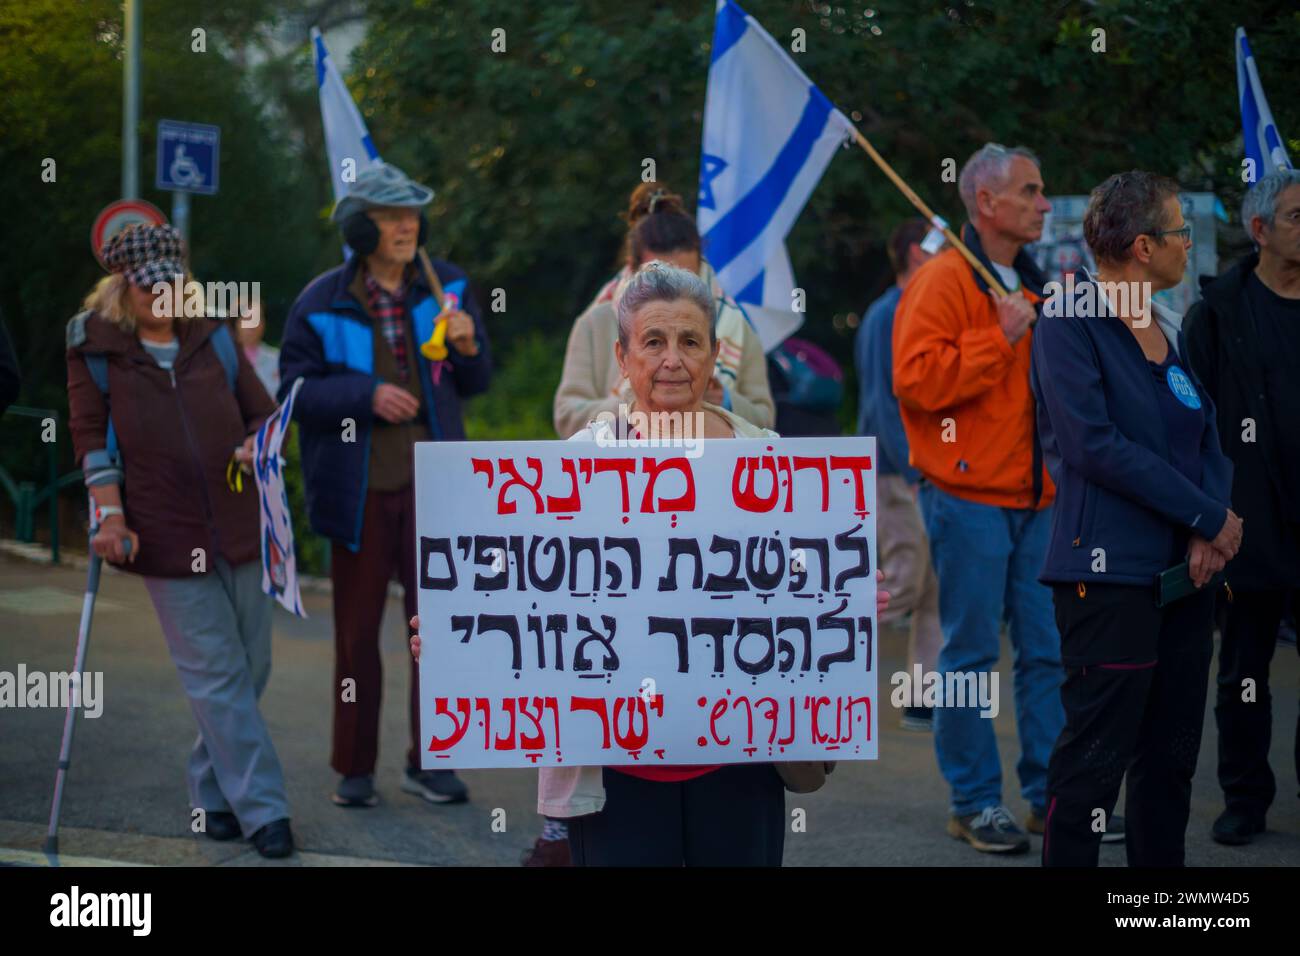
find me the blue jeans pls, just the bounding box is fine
[918,484,1064,817]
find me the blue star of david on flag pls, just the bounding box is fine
[698,154,728,211]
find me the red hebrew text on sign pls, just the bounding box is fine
[466,449,871,521]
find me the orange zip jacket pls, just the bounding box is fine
[891,237,1055,510]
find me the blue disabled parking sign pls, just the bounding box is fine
[156,119,220,195]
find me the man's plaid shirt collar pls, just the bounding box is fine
[362,265,410,313]
[363,265,413,381]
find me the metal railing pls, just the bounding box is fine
[0,406,84,564]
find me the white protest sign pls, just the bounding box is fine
[254,376,305,617]
[414,436,876,769]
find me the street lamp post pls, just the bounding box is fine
[122,0,140,199]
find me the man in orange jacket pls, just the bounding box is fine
[893,143,1067,855]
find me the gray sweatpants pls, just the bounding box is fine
[144,557,289,836]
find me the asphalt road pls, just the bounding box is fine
[1,552,1297,867]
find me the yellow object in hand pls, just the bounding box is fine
[420,316,449,361]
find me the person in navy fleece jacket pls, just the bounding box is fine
[1030,171,1239,867]
[280,163,491,811]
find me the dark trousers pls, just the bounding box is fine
[1041,583,1214,867]
[1216,588,1300,818]
[329,487,420,777]
[569,766,786,866]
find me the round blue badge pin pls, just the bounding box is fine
[1166,365,1201,409]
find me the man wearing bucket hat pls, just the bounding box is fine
[66,223,294,857]
[280,162,491,808]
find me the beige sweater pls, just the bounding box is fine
[552,280,775,439]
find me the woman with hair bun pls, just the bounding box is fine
[553,182,774,439]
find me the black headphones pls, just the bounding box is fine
[342,210,429,255]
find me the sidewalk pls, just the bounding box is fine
[2,551,1297,867]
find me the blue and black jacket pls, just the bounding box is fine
[1030,270,1233,586]
[279,253,491,549]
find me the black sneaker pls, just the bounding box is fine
[948,805,1030,854]
[201,810,242,842]
[1212,808,1265,846]
[251,819,294,859]
[402,767,469,805]
[332,774,379,808]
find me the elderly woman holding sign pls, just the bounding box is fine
[412,262,888,866]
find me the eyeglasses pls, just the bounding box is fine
[1148,225,1192,241]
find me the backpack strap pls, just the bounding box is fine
[209,322,239,391]
[84,352,109,394]
[69,311,124,479]
[81,352,122,474]
[65,310,91,349]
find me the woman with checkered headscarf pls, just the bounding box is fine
[66,223,295,859]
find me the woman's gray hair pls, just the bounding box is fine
[958,143,1041,219]
[1083,170,1181,265]
[1242,169,1300,233]
[616,260,716,348]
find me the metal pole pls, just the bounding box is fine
[49,426,59,564]
[172,190,190,245]
[122,0,140,198]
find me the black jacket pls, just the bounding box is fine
[1185,255,1300,591]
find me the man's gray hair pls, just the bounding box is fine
[1241,169,1300,236]
[958,143,1041,219]
[616,260,716,349]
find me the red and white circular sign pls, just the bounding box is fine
[90,199,167,266]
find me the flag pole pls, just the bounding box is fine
[847,126,1009,297]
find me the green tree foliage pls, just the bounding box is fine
[355,0,1298,358]
[463,331,562,441]
[352,1,719,360]
[0,0,338,417]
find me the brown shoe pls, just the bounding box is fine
[521,836,572,867]
[1025,810,1045,835]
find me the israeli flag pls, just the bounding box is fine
[699,0,852,350]
[1236,27,1292,179]
[311,26,382,203]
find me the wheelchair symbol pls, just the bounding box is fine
[169,144,205,188]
